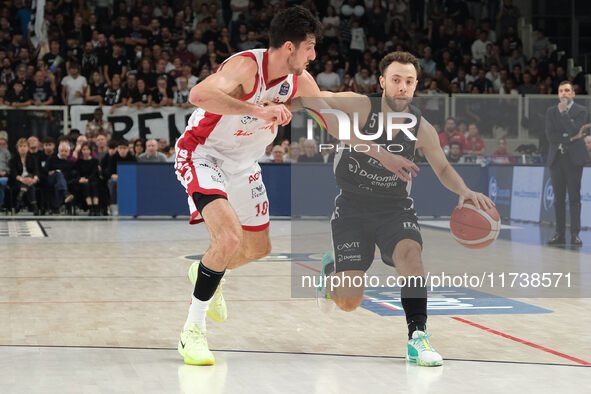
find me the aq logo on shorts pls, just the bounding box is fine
[249,170,261,184]
[543,177,554,211]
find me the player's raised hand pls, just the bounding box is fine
[259,100,292,126]
[377,153,419,182]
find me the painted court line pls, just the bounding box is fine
[452,317,591,366]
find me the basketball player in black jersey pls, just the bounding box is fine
[309,51,494,366]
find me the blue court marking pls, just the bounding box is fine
[362,287,552,316]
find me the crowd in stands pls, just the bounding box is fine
[0,0,588,214]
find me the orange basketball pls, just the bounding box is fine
[450,199,501,249]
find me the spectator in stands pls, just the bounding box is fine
[95,134,109,162]
[151,76,173,107]
[165,145,176,162]
[0,134,9,209]
[316,60,342,92]
[121,74,137,104]
[128,78,151,108]
[188,28,207,59]
[258,144,273,163]
[157,139,168,153]
[472,68,494,93]
[105,139,136,215]
[299,140,323,163]
[174,76,191,108]
[104,43,127,86]
[45,144,75,212]
[439,117,466,149]
[419,46,436,78]
[463,123,486,155]
[270,145,288,164]
[471,30,490,65]
[518,72,538,94]
[81,41,99,80]
[532,30,552,60]
[176,64,198,90]
[61,62,87,105]
[354,67,377,93]
[134,139,145,157]
[492,137,510,156]
[104,73,125,113]
[447,141,464,163]
[288,143,300,163]
[138,139,167,162]
[74,142,100,215]
[27,136,42,165]
[85,71,106,106]
[10,138,39,214]
[174,39,197,65]
[85,108,113,140]
[29,71,54,138]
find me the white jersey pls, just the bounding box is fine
[177,49,298,174]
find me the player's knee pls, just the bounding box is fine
[244,240,271,261]
[214,229,243,255]
[334,297,362,312]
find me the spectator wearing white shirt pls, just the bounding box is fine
[174,77,192,108]
[485,64,501,92]
[176,65,198,90]
[61,63,87,105]
[471,30,490,64]
[316,60,342,92]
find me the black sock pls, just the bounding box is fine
[401,278,427,339]
[193,262,225,301]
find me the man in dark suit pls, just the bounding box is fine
[545,81,589,246]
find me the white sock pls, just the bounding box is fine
[184,295,211,330]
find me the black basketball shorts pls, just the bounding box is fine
[330,194,423,273]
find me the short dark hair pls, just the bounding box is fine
[116,139,128,147]
[379,51,421,78]
[268,6,323,49]
[450,141,462,149]
[41,136,55,144]
[558,80,573,89]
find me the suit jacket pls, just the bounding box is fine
[545,102,589,167]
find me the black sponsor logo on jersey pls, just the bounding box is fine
[251,185,266,198]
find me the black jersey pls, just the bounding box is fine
[333,93,422,200]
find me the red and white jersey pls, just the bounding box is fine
[176,48,298,174]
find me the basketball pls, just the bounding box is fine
[450,200,501,249]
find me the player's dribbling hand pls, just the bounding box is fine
[378,153,419,182]
[259,100,292,127]
[458,190,495,210]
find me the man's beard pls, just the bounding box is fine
[384,87,412,112]
[287,53,304,75]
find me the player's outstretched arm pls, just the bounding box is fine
[294,71,418,182]
[189,56,291,126]
[417,117,494,209]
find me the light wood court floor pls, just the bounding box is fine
[0,218,589,393]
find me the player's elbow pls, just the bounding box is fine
[189,86,207,107]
